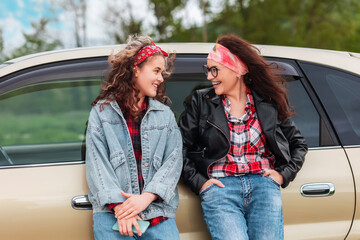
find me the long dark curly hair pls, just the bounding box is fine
[92,35,175,119]
[216,34,294,120]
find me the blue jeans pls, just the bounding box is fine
[200,174,283,240]
[93,212,179,240]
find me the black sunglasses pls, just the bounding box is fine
[202,65,219,78]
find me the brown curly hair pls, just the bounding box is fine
[92,35,175,120]
[216,34,294,120]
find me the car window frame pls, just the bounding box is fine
[266,57,340,148]
[0,57,109,169]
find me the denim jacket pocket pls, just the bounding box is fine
[110,152,126,169]
[153,155,162,170]
[110,152,130,191]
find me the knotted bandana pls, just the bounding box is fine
[134,43,168,67]
[207,43,248,75]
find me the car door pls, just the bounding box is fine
[297,61,360,239]
[271,58,355,240]
[0,58,108,239]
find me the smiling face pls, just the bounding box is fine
[206,59,241,96]
[133,54,166,100]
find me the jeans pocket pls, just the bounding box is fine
[199,184,215,196]
[265,176,281,187]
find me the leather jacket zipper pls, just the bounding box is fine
[188,147,207,157]
[206,120,231,178]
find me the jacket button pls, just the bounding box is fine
[144,134,148,139]
[144,163,149,167]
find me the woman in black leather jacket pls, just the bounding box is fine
[179,34,308,240]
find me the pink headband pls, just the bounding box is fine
[134,43,168,67]
[207,43,248,75]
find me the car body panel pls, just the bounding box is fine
[0,163,210,240]
[283,148,355,239]
[0,164,92,239]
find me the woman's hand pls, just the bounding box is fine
[114,192,157,220]
[117,215,142,237]
[199,179,225,193]
[263,169,284,185]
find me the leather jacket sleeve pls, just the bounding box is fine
[179,91,208,194]
[275,117,308,188]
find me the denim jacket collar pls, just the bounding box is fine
[109,98,164,115]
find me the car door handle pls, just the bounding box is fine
[72,195,92,210]
[300,183,335,197]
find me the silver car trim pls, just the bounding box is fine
[0,160,85,169]
[308,145,342,150]
[300,183,335,197]
[343,145,360,148]
[72,195,92,210]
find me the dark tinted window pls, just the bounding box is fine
[286,78,320,147]
[167,55,210,120]
[299,62,360,145]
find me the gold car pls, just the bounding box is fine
[0,44,359,239]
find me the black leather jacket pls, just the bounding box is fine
[179,87,308,194]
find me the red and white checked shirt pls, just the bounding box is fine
[209,87,275,178]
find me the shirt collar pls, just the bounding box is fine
[222,86,255,122]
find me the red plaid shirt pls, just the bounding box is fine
[209,87,275,177]
[109,98,168,226]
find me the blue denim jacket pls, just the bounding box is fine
[86,98,183,220]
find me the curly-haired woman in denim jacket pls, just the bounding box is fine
[86,35,182,240]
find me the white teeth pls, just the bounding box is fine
[212,82,221,86]
[153,84,158,88]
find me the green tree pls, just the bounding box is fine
[196,0,360,52]
[10,18,62,59]
[104,0,143,44]
[149,0,186,41]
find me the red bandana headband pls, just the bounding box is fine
[207,43,248,75]
[133,43,168,67]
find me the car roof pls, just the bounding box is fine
[1,43,360,77]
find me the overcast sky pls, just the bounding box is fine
[0,0,223,55]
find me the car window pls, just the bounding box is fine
[299,62,360,146]
[327,74,360,136]
[0,59,106,167]
[0,80,101,167]
[285,78,320,147]
[167,55,211,121]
